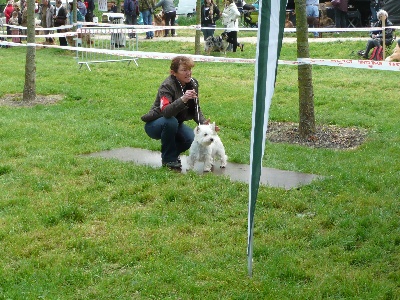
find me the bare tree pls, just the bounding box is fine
[23,0,37,102]
[295,0,315,138]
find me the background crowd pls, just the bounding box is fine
[1,0,395,57]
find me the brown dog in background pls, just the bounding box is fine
[319,9,334,27]
[153,11,165,38]
[285,11,294,28]
[66,31,93,47]
[307,16,321,38]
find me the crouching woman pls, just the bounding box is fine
[141,56,218,169]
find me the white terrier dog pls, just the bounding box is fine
[187,123,227,172]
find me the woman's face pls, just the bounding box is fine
[172,64,192,85]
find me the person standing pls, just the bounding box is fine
[154,0,176,37]
[8,10,21,43]
[68,1,85,24]
[109,1,118,12]
[13,2,22,24]
[141,56,219,169]
[333,0,348,29]
[53,0,67,46]
[38,0,55,44]
[21,1,28,40]
[370,0,384,24]
[124,0,139,38]
[77,0,87,19]
[222,0,243,52]
[85,0,95,22]
[306,0,319,38]
[4,1,14,38]
[201,0,220,41]
[140,0,155,39]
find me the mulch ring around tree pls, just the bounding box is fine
[267,122,368,150]
[0,93,63,107]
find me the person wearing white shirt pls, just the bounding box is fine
[221,0,243,52]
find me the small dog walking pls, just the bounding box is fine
[204,32,229,55]
[187,123,227,172]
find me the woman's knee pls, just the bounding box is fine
[163,117,179,129]
[145,117,178,138]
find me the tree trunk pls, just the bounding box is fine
[23,0,36,102]
[73,0,77,25]
[195,0,201,55]
[295,0,315,138]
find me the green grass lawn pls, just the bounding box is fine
[0,36,399,299]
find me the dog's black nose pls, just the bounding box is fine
[210,138,214,142]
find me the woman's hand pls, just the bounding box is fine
[181,89,197,103]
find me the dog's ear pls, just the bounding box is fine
[195,126,201,134]
[210,122,216,132]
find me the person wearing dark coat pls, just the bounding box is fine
[53,0,68,46]
[370,0,384,24]
[141,56,215,169]
[201,0,220,41]
[109,1,118,12]
[124,0,139,38]
[358,9,394,59]
[85,0,95,22]
[333,0,348,28]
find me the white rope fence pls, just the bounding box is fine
[1,21,399,71]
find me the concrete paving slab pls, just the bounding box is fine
[85,147,322,190]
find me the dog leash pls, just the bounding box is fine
[190,78,200,123]
[175,77,200,123]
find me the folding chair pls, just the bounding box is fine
[347,10,361,28]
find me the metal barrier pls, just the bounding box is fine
[74,18,141,71]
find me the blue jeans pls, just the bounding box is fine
[125,14,138,38]
[306,5,319,37]
[144,117,194,163]
[201,27,215,41]
[334,9,347,28]
[142,9,153,38]
[370,4,384,24]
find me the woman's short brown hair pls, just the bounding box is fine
[170,56,195,72]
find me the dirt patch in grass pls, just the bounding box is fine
[267,122,368,150]
[0,93,63,107]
